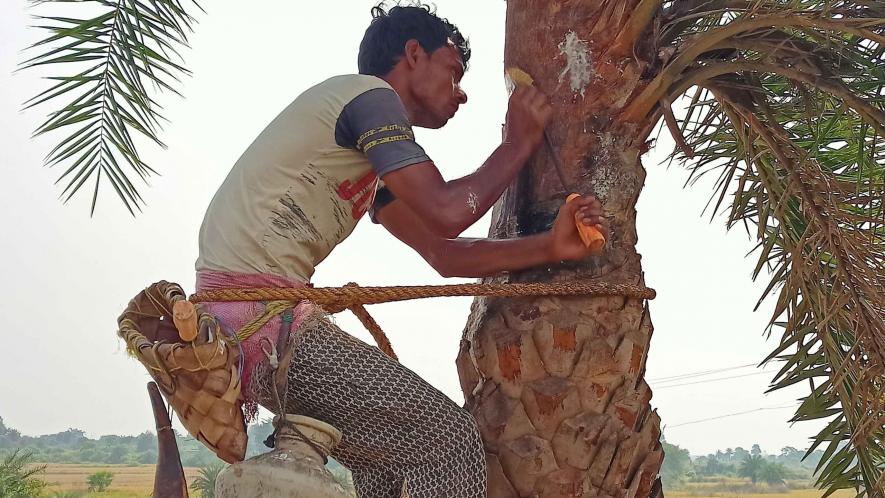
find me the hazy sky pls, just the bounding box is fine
[0,0,826,456]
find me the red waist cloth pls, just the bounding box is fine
[195,270,315,421]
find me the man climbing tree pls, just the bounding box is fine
[195,4,608,497]
[20,0,885,495]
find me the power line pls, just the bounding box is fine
[647,363,759,383]
[666,405,797,429]
[652,370,775,390]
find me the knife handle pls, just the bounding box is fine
[566,193,606,251]
[172,300,198,342]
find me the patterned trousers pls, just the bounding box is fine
[251,314,487,498]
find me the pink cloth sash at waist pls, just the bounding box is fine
[195,270,315,421]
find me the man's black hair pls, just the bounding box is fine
[358,2,471,77]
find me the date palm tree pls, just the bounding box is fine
[739,454,766,485]
[21,0,885,496]
[454,2,884,496]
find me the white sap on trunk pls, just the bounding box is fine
[557,30,593,98]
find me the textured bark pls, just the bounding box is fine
[457,1,665,497]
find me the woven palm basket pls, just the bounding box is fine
[117,281,247,463]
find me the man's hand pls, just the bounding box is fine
[503,86,553,155]
[549,194,610,261]
[378,86,552,239]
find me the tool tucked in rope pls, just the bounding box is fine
[191,281,655,361]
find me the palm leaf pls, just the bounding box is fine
[21,0,201,215]
[623,0,885,495]
[189,461,225,498]
[0,449,47,497]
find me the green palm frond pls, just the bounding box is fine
[190,461,225,498]
[0,449,47,497]
[629,0,885,495]
[21,0,201,215]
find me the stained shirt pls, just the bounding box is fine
[196,74,427,282]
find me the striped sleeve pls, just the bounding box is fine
[334,88,431,177]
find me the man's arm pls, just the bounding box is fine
[380,86,552,238]
[376,194,607,278]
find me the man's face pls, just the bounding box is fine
[410,42,468,129]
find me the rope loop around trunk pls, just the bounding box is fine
[190,281,656,310]
[190,281,656,361]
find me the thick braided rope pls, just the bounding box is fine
[190,281,656,310]
[348,304,398,360]
[192,281,655,361]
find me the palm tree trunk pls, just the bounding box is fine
[456,1,665,496]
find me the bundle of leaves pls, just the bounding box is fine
[0,449,47,497]
[86,470,113,492]
[624,0,885,492]
[190,462,225,498]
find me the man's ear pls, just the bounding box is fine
[403,39,425,69]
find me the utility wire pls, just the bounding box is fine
[648,363,759,383]
[652,370,775,390]
[666,404,797,428]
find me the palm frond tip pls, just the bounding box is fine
[22,0,201,215]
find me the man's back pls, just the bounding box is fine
[197,74,398,282]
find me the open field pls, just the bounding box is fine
[38,464,200,497]
[34,464,857,498]
[669,479,856,498]
[670,490,852,498]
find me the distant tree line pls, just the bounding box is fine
[1,415,824,492]
[0,416,272,467]
[660,439,826,490]
[0,416,352,484]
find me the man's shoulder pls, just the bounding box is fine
[310,74,394,101]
